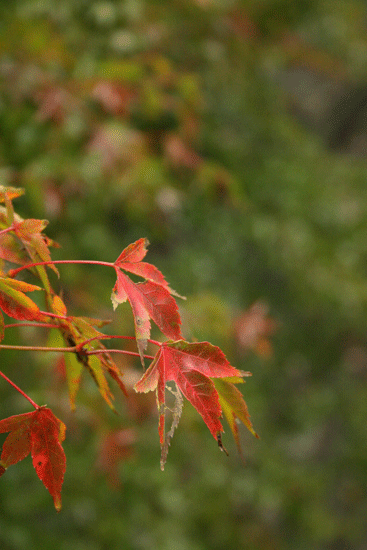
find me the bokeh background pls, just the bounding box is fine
[1,1,367,549]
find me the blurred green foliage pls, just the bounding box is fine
[1,0,367,549]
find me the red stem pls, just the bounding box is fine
[9,259,115,277]
[38,311,70,321]
[75,334,162,349]
[0,226,14,237]
[148,338,163,347]
[0,370,39,409]
[85,349,155,360]
[0,343,155,361]
[4,322,60,329]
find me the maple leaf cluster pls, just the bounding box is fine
[0,186,258,510]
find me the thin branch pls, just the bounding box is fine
[38,311,70,321]
[0,343,155,360]
[0,370,39,409]
[8,259,115,278]
[85,348,155,361]
[75,334,161,350]
[148,338,163,347]
[0,225,14,237]
[4,322,60,329]
[0,344,77,353]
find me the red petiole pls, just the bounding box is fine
[0,370,39,409]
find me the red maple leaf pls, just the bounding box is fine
[111,238,183,363]
[0,407,66,511]
[134,340,243,465]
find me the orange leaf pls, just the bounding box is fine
[0,186,24,202]
[0,231,30,266]
[55,303,126,409]
[215,378,258,458]
[14,218,59,277]
[0,277,46,321]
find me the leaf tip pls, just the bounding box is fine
[217,432,229,456]
[54,497,62,512]
[136,336,148,366]
[110,292,119,311]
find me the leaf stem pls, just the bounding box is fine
[148,338,163,347]
[75,334,162,348]
[0,370,39,409]
[4,322,61,330]
[0,225,14,237]
[9,259,115,277]
[85,348,155,360]
[38,311,70,321]
[0,342,155,361]
[0,344,77,352]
